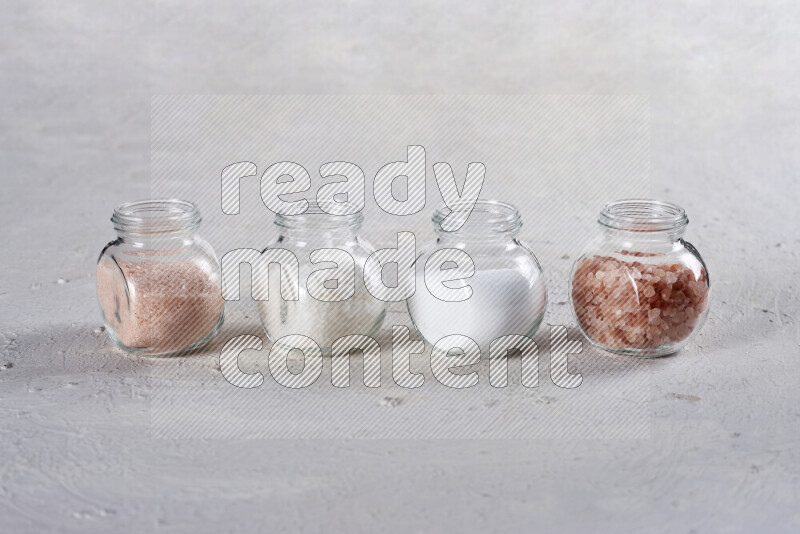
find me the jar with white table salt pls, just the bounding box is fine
[96,200,225,356]
[406,200,547,352]
[257,202,387,352]
[569,199,710,357]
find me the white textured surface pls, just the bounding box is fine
[1,1,799,532]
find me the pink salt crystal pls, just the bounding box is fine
[591,277,603,291]
[572,256,708,351]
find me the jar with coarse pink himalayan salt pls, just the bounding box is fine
[569,200,710,357]
[96,200,225,356]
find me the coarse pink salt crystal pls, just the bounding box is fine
[572,255,709,351]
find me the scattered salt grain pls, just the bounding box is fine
[380,397,403,407]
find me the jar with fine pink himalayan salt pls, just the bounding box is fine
[96,200,225,356]
[569,200,710,357]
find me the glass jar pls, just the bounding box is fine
[257,202,387,351]
[96,200,225,356]
[569,199,710,357]
[406,200,547,352]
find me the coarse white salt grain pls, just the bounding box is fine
[257,265,385,351]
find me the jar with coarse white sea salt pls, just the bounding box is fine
[569,199,710,357]
[96,200,225,356]
[406,200,547,353]
[257,202,387,352]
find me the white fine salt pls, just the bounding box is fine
[407,269,547,352]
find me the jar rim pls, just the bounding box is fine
[112,199,201,234]
[274,200,364,229]
[432,199,522,235]
[599,199,688,233]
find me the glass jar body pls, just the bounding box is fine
[407,232,547,353]
[569,228,710,357]
[257,225,387,352]
[97,229,224,357]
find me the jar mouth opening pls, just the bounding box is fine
[112,199,201,234]
[599,199,688,233]
[433,199,522,235]
[274,200,364,230]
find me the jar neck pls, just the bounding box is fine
[274,202,363,242]
[277,225,361,242]
[112,199,201,247]
[434,231,519,247]
[432,199,522,244]
[598,199,688,244]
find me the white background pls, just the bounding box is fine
[1,1,798,532]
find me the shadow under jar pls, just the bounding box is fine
[569,199,710,357]
[96,200,225,356]
[406,200,547,353]
[257,202,387,353]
